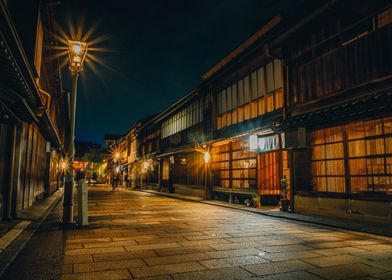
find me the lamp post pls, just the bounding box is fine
[63,40,88,225]
[203,151,210,199]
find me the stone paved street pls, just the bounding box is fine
[62,186,392,280]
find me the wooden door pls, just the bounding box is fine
[257,151,281,195]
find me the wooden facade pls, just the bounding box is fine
[0,0,68,219]
[119,0,392,222]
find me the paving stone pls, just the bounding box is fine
[138,276,173,280]
[256,239,304,246]
[355,244,392,252]
[172,266,254,280]
[199,258,233,269]
[261,250,321,262]
[63,254,93,264]
[305,241,352,249]
[346,240,382,246]
[222,255,269,266]
[363,259,392,271]
[308,263,387,279]
[255,244,312,253]
[66,243,84,250]
[177,239,231,247]
[93,250,157,262]
[353,251,392,261]
[67,238,112,244]
[242,260,314,276]
[130,261,206,278]
[302,254,366,267]
[246,270,323,280]
[209,242,259,251]
[83,239,137,248]
[65,246,126,256]
[205,248,264,259]
[144,252,210,266]
[311,246,369,256]
[154,245,214,257]
[124,242,181,251]
[61,269,131,280]
[73,258,146,273]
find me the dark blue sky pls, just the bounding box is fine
[60,0,293,144]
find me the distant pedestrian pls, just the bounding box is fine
[125,174,129,188]
[111,173,115,190]
[112,173,118,191]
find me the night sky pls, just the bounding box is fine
[59,0,294,144]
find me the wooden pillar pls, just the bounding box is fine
[2,124,16,220]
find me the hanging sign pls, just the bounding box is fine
[258,134,280,152]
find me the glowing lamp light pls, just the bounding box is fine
[60,159,68,172]
[115,152,120,159]
[72,44,81,54]
[249,135,258,150]
[143,161,149,170]
[67,40,88,73]
[204,151,210,164]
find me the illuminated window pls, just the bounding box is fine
[216,59,283,130]
[161,99,203,139]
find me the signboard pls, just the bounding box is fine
[258,134,280,152]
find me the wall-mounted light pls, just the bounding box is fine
[180,156,188,165]
[204,151,210,164]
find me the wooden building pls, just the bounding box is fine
[279,0,392,223]
[0,0,68,219]
[201,14,289,204]
[120,0,392,223]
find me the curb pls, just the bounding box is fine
[0,189,64,278]
[137,189,392,241]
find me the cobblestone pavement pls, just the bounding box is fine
[62,186,392,280]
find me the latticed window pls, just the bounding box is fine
[216,59,283,130]
[211,140,257,189]
[308,117,392,194]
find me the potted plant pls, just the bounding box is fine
[252,196,261,208]
[244,198,252,207]
[280,176,289,212]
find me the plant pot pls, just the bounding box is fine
[280,199,289,212]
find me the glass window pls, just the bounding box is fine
[274,59,282,90]
[266,62,274,93]
[244,76,250,103]
[257,68,265,98]
[231,84,237,109]
[238,79,244,105]
[221,89,227,113]
[227,86,232,111]
[251,71,258,100]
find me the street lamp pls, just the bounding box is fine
[63,39,88,225]
[203,151,210,199]
[114,152,120,162]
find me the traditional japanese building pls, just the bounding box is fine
[280,0,392,223]
[0,0,69,219]
[200,14,288,204]
[119,0,392,224]
[152,89,209,196]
